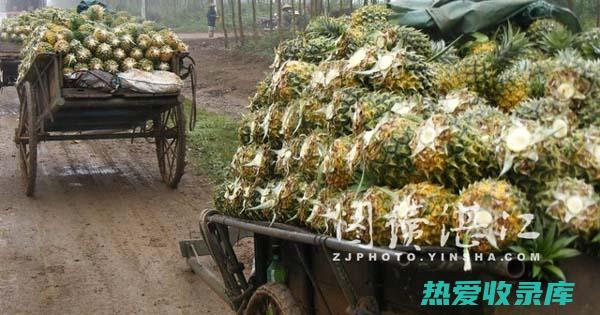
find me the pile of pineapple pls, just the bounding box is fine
[215,5,600,255]
[4,5,189,82]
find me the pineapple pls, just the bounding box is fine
[121,58,137,71]
[353,92,427,134]
[113,48,127,61]
[361,115,423,188]
[137,33,151,49]
[409,114,453,184]
[493,59,549,112]
[74,63,89,72]
[513,97,577,139]
[438,24,530,99]
[536,177,599,238]
[341,187,394,246]
[159,45,174,62]
[130,48,144,61]
[321,136,358,190]
[76,47,92,63]
[350,4,392,28]
[433,89,486,115]
[64,53,77,67]
[274,138,302,176]
[250,78,272,111]
[358,48,436,96]
[139,59,154,72]
[271,61,315,102]
[54,39,69,53]
[96,43,113,60]
[84,5,106,22]
[538,26,576,56]
[260,103,286,145]
[158,62,170,71]
[454,179,529,253]
[280,101,305,140]
[104,60,119,74]
[84,35,99,51]
[527,19,565,44]
[272,174,312,223]
[326,87,366,136]
[392,183,457,247]
[229,144,273,182]
[298,132,331,180]
[568,126,600,186]
[120,34,136,51]
[93,28,110,43]
[89,57,103,70]
[575,28,600,59]
[145,46,161,61]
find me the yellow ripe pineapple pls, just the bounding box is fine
[454,179,529,253]
[321,136,358,190]
[350,4,392,28]
[274,138,302,177]
[260,103,286,145]
[271,60,315,103]
[298,132,331,180]
[390,183,457,247]
[271,174,311,223]
[280,101,304,140]
[536,177,600,238]
[410,115,453,184]
[353,92,427,134]
[342,187,394,246]
[513,97,577,139]
[326,87,366,136]
[229,144,273,182]
[305,187,345,234]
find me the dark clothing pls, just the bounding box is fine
[207,7,218,27]
[77,0,108,13]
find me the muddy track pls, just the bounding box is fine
[0,86,233,314]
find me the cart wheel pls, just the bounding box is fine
[155,103,186,188]
[245,283,303,315]
[17,82,38,197]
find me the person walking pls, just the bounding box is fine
[207,3,218,38]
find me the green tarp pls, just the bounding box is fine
[388,0,581,40]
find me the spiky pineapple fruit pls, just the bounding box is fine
[121,57,137,71]
[130,47,144,61]
[104,60,119,74]
[274,138,302,177]
[341,187,394,246]
[439,24,530,99]
[325,87,366,136]
[321,136,358,190]
[83,35,99,50]
[229,144,273,182]
[350,4,392,28]
[89,57,103,70]
[361,115,423,188]
[568,126,600,186]
[454,179,529,253]
[433,89,486,115]
[85,5,106,21]
[305,187,344,233]
[280,101,307,140]
[495,118,565,191]
[536,177,599,238]
[298,132,331,180]
[358,48,436,96]
[493,59,549,112]
[527,19,565,44]
[409,115,453,184]
[513,97,577,139]
[353,92,426,134]
[261,103,286,145]
[139,59,154,72]
[271,61,315,102]
[96,43,113,60]
[575,28,600,59]
[391,183,457,247]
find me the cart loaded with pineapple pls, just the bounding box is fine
[180,1,600,314]
[9,5,197,196]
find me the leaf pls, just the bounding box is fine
[547,248,581,260]
[509,245,528,255]
[532,264,541,279]
[544,265,566,281]
[551,235,579,252]
[593,233,600,243]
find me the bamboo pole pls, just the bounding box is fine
[219,0,229,47]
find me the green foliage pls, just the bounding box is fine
[510,220,581,281]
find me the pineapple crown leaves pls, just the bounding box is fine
[493,23,532,71]
[509,220,580,281]
[539,26,576,56]
[305,16,348,39]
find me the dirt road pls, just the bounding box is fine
[0,81,233,314]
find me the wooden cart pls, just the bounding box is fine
[0,41,21,87]
[180,209,528,315]
[14,52,197,196]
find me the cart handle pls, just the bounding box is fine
[179,55,197,131]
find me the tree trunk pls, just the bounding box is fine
[237,0,244,45]
[567,0,574,11]
[229,0,238,43]
[219,0,229,47]
[292,0,296,34]
[597,0,600,27]
[277,0,282,43]
[252,0,258,40]
[270,0,274,31]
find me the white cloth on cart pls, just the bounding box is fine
[118,69,183,94]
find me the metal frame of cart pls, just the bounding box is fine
[13,52,197,196]
[180,209,527,315]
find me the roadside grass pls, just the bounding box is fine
[184,100,239,184]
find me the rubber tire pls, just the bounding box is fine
[245,283,303,315]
